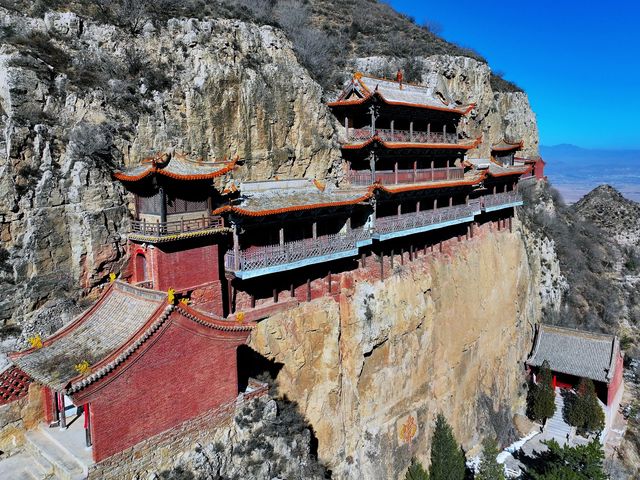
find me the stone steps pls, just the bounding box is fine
[25,427,87,480]
[0,451,52,480]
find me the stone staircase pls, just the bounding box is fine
[543,389,574,444]
[0,451,52,480]
[24,424,89,480]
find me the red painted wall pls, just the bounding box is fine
[534,159,546,180]
[77,312,247,462]
[607,353,624,406]
[130,239,222,292]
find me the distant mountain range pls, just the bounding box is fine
[540,144,640,203]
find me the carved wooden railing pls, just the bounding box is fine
[483,191,522,209]
[225,228,370,273]
[348,167,464,186]
[346,128,459,144]
[131,215,224,237]
[374,204,475,235]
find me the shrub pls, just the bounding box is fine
[405,457,429,480]
[429,414,465,480]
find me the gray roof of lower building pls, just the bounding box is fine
[526,324,620,383]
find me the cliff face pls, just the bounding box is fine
[0,12,339,332]
[354,55,539,159]
[250,224,542,478]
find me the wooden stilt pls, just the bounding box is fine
[509,216,513,232]
[59,393,66,430]
[361,252,366,268]
[390,249,394,270]
[328,271,332,294]
[290,283,295,298]
[439,240,443,253]
[307,278,311,302]
[380,253,384,279]
[273,288,278,303]
[250,294,255,309]
[84,404,92,447]
[400,248,404,265]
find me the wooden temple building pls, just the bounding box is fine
[3,71,545,468]
[526,324,624,431]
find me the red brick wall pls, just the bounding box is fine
[78,311,247,462]
[130,239,222,292]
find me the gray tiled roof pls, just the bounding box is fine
[13,282,165,391]
[223,179,371,214]
[526,325,619,383]
[359,75,458,110]
[466,158,529,176]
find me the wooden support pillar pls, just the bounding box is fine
[370,107,376,135]
[394,160,398,185]
[84,404,92,447]
[397,203,402,216]
[504,184,507,193]
[509,216,513,232]
[466,225,470,240]
[400,248,404,265]
[273,288,278,304]
[59,393,66,429]
[380,253,384,279]
[227,276,234,314]
[232,226,240,271]
[493,185,497,194]
[370,153,376,184]
[470,222,475,238]
[290,283,295,298]
[434,198,438,210]
[424,244,427,255]
[328,271,332,294]
[443,124,447,139]
[279,227,284,247]
[410,245,414,261]
[159,186,167,223]
[312,222,317,239]
[446,159,450,179]
[390,249,394,270]
[431,159,435,181]
[409,121,414,141]
[361,252,366,268]
[427,122,431,138]
[439,240,443,253]
[344,116,349,140]
[416,200,420,213]
[307,278,311,301]
[250,294,256,309]
[449,196,453,207]
[390,119,395,137]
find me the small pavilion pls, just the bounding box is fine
[526,324,624,412]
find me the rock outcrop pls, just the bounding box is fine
[250,224,542,479]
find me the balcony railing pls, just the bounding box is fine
[346,128,459,144]
[225,228,370,274]
[348,168,464,186]
[131,215,224,238]
[375,204,475,235]
[483,191,522,209]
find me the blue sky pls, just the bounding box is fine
[387,1,640,149]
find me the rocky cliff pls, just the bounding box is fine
[249,223,542,478]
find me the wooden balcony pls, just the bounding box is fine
[348,167,464,186]
[346,128,459,144]
[225,227,372,279]
[482,192,523,212]
[130,215,225,241]
[373,204,476,241]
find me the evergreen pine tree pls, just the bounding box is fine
[405,458,429,480]
[566,378,605,433]
[527,439,607,480]
[476,437,504,480]
[530,360,556,422]
[429,414,466,480]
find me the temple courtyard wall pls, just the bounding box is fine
[248,216,543,479]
